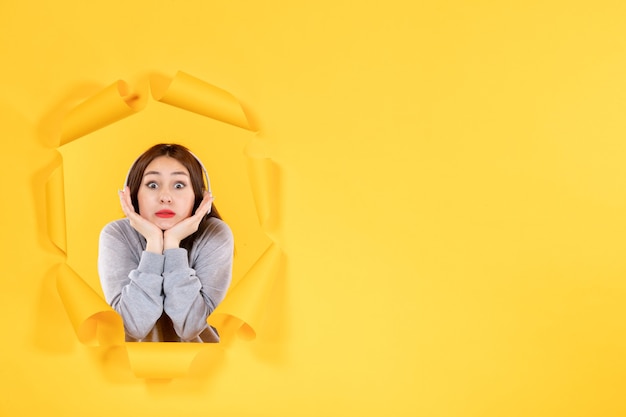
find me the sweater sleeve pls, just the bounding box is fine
[98,222,165,340]
[162,220,234,341]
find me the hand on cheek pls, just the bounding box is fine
[119,187,164,253]
[163,192,214,250]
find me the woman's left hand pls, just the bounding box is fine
[163,191,213,250]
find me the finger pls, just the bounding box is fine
[123,186,133,206]
[118,189,130,216]
[193,191,212,212]
[124,187,137,212]
[192,205,210,222]
[200,190,212,204]
[119,187,138,218]
[196,194,214,217]
[119,189,131,215]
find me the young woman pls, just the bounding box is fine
[98,143,234,342]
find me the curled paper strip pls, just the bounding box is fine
[49,70,282,378]
[246,153,280,236]
[60,80,146,145]
[45,161,67,253]
[150,71,250,130]
[56,263,125,347]
[209,242,283,340]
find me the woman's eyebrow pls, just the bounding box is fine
[143,170,189,177]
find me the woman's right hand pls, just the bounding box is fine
[119,187,164,253]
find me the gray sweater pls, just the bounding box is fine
[98,217,234,342]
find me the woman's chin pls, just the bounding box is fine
[155,219,178,231]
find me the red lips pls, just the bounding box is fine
[155,209,175,218]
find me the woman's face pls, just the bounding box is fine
[137,156,196,230]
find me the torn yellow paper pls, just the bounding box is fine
[209,243,283,340]
[56,263,125,347]
[52,70,281,378]
[60,80,146,145]
[45,161,67,253]
[150,71,250,130]
[246,155,280,236]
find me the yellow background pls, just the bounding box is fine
[2,1,626,416]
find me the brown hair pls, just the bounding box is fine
[125,143,222,251]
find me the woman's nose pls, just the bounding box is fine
[159,192,172,203]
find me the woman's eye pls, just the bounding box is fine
[174,182,186,189]
[146,182,158,189]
